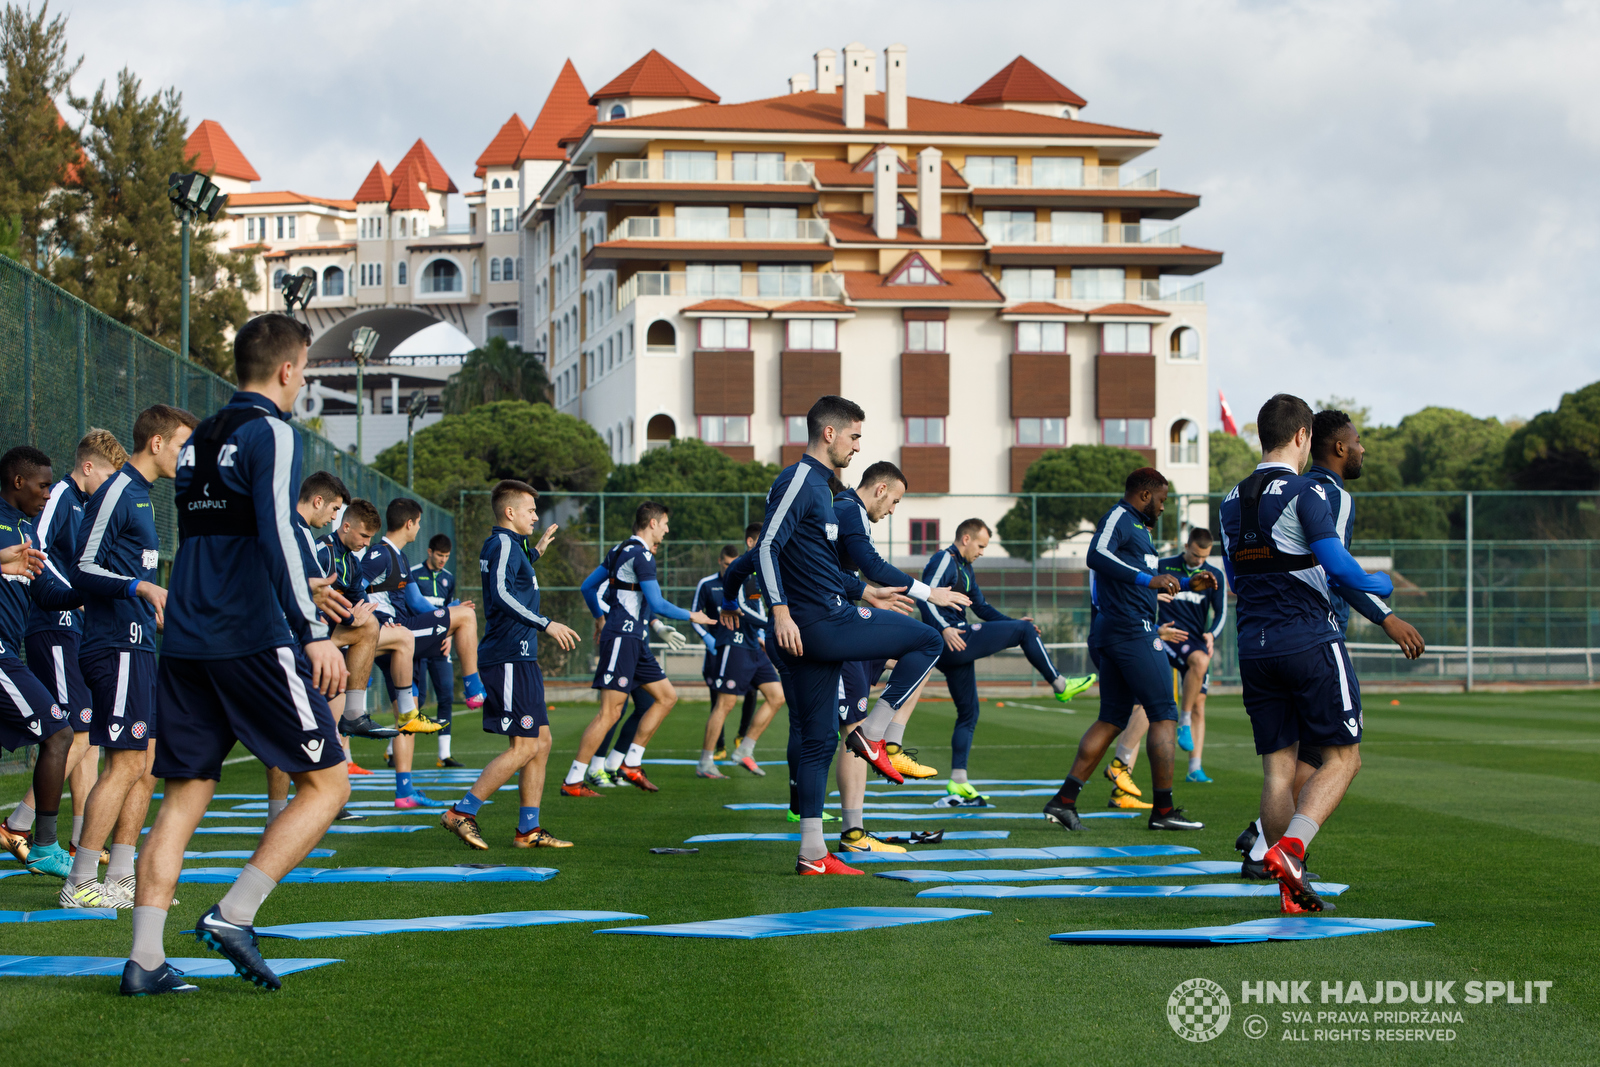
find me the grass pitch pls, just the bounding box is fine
[0,688,1596,1066]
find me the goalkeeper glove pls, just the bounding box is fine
[651,618,688,652]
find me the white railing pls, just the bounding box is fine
[608,216,829,243]
[618,271,846,310]
[594,159,815,185]
[961,164,1160,190]
[1049,278,1206,304]
[982,222,1181,246]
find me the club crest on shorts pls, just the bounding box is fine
[520,715,534,729]
[78,707,91,723]
[971,623,982,631]
[857,607,872,619]
[857,697,867,712]
[1153,637,1164,650]
[50,704,63,720]
[619,677,628,687]
[726,680,736,689]
[433,609,445,618]
[131,720,147,740]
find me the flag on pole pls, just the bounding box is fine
[1219,390,1240,436]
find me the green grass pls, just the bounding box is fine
[1,689,1597,1066]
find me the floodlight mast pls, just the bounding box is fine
[405,389,427,488]
[166,172,228,396]
[349,325,379,461]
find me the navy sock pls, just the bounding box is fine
[1054,775,1084,805]
[395,771,413,798]
[456,792,485,816]
[1155,789,1174,814]
[518,806,539,833]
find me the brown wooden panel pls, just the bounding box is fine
[780,444,807,468]
[711,445,755,463]
[899,446,950,493]
[1010,446,1058,493]
[1095,354,1156,418]
[780,351,841,415]
[1129,447,1157,465]
[1010,353,1070,418]
[694,351,754,414]
[901,352,949,417]
[902,307,949,321]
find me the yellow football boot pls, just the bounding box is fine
[1103,757,1142,797]
[838,828,907,853]
[1108,787,1152,810]
[885,743,938,779]
[399,711,444,734]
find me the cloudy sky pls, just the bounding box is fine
[55,0,1600,427]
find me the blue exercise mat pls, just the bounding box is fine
[865,811,1136,821]
[177,866,559,884]
[915,882,1350,900]
[255,910,645,940]
[183,850,336,859]
[1049,917,1433,945]
[0,909,118,924]
[0,955,341,978]
[874,862,1243,883]
[848,789,1058,798]
[841,845,1201,864]
[233,800,485,811]
[597,907,988,940]
[144,825,433,836]
[640,758,786,767]
[152,793,267,800]
[724,802,1013,811]
[685,831,1011,843]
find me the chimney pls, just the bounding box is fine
[873,146,899,239]
[814,48,838,94]
[842,42,873,128]
[917,146,942,240]
[884,44,907,128]
[789,72,811,94]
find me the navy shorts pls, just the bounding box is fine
[481,661,548,738]
[152,648,347,781]
[0,654,68,751]
[26,630,94,732]
[1090,635,1179,730]
[839,659,887,727]
[83,648,157,751]
[396,609,450,660]
[1239,642,1363,755]
[709,640,780,698]
[1163,638,1210,695]
[593,633,666,693]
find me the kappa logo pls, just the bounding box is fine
[1344,717,1360,736]
[50,704,64,720]
[857,607,872,619]
[108,722,123,739]
[78,707,91,723]
[824,523,839,541]
[302,738,323,760]
[501,717,511,730]
[132,721,147,739]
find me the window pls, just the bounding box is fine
[471,258,481,294]
[697,318,750,350]
[699,415,750,444]
[909,519,941,554]
[375,217,381,238]
[744,205,798,239]
[1071,268,1125,301]
[492,179,501,190]
[757,262,810,297]
[785,318,837,351]
[896,195,916,228]
[491,208,501,233]
[905,416,945,445]
[1169,326,1200,361]
[396,261,407,286]
[676,206,729,240]
[732,151,785,182]
[964,156,1017,186]
[609,104,626,120]
[905,319,945,352]
[1016,321,1067,352]
[662,150,716,182]
[246,217,257,241]
[687,262,739,297]
[419,259,462,293]
[889,253,942,287]
[1017,417,1065,446]
[288,217,296,238]
[515,257,523,280]
[1032,156,1084,188]
[785,416,808,444]
[983,209,1034,243]
[490,258,501,282]
[1102,418,1152,448]
[398,217,407,237]
[272,268,287,288]
[1000,268,1054,301]
[503,257,516,281]
[1050,210,1101,245]
[1102,322,1152,353]
[275,216,284,239]
[506,178,514,189]
[1169,419,1200,464]
[645,319,676,350]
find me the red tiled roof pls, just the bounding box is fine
[589,50,719,105]
[56,106,83,186]
[841,269,1004,303]
[828,212,986,245]
[352,162,393,204]
[1003,301,1084,315]
[520,59,591,162]
[964,57,1087,108]
[809,158,968,189]
[1087,302,1169,317]
[261,244,355,259]
[476,113,529,175]
[593,91,1153,139]
[389,160,430,211]
[184,119,261,182]
[682,299,766,314]
[228,190,355,210]
[396,138,457,194]
[773,301,854,315]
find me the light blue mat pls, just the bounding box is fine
[183,850,336,859]
[874,862,1243,883]
[152,793,268,800]
[639,759,786,767]
[255,910,645,940]
[597,907,988,940]
[1050,917,1432,945]
[0,955,341,977]
[846,789,1058,798]
[842,845,1201,864]
[686,831,1011,843]
[144,825,433,836]
[916,882,1350,900]
[177,866,559,884]
[0,909,118,924]
[232,801,485,811]
[866,812,1136,821]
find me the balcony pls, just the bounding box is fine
[618,270,846,310]
[1057,278,1205,304]
[981,222,1182,246]
[961,164,1159,190]
[608,216,830,243]
[591,159,816,185]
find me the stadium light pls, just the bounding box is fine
[349,325,380,461]
[167,172,230,385]
[405,389,428,489]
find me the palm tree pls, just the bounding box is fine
[441,336,550,414]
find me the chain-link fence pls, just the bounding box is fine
[454,489,1598,690]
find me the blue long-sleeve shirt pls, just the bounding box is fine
[479,526,550,664]
[1085,501,1205,646]
[583,536,690,638]
[72,462,160,656]
[691,572,733,650]
[919,544,1008,632]
[360,538,434,622]
[1306,464,1393,631]
[410,562,457,608]
[26,477,88,635]
[0,497,37,653]
[834,488,932,600]
[1157,554,1227,640]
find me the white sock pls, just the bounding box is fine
[1284,813,1320,849]
[586,755,606,777]
[1189,755,1202,772]
[6,801,35,832]
[344,687,367,719]
[604,750,625,772]
[698,750,715,771]
[71,815,83,848]
[398,689,418,717]
[1051,675,1068,694]
[563,760,587,786]
[129,906,168,970]
[385,740,395,758]
[438,734,452,760]
[860,698,895,743]
[1249,818,1269,861]
[624,743,646,768]
[798,817,826,862]
[950,768,969,785]
[1114,738,1139,766]
[733,738,756,761]
[1180,709,1192,727]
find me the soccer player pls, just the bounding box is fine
[923,518,1095,799]
[564,502,715,795]
[62,405,197,908]
[411,533,464,766]
[1042,467,1210,834]
[4,429,125,865]
[695,545,784,778]
[0,446,76,877]
[720,395,943,875]
[122,312,353,995]
[1157,528,1227,783]
[440,480,580,849]
[1219,393,1419,913]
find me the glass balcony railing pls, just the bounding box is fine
[593,159,815,185]
[607,216,829,243]
[1048,278,1205,304]
[618,270,845,309]
[961,164,1160,190]
[981,222,1182,246]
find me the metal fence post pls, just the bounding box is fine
[1466,492,1474,692]
[1030,494,1039,621]
[22,276,33,443]
[76,303,87,439]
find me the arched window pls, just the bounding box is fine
[1169,326,1201,361]
[321,266,345,297]
[471,258,481,294]
[490,259,501,282]
[609,104,626,120]
[1169,419,1200,465]
[646,319,675,350]
[606,428,614,452]
[419,258,462,294]
[396,261,407,286]
[501,257,514,281]
[272,268,288,289]
[627,417,634,447]
[646,413,675,449]
[487,309,518,344]
[515,256,523,280]
[492,178,501,190]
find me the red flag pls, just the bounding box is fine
[1218,390,1240,436]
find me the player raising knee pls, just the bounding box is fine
[694,545,783,778]
[1156,528,1227,783]
[441,480,580,850]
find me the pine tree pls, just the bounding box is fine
[0,2,81,271]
